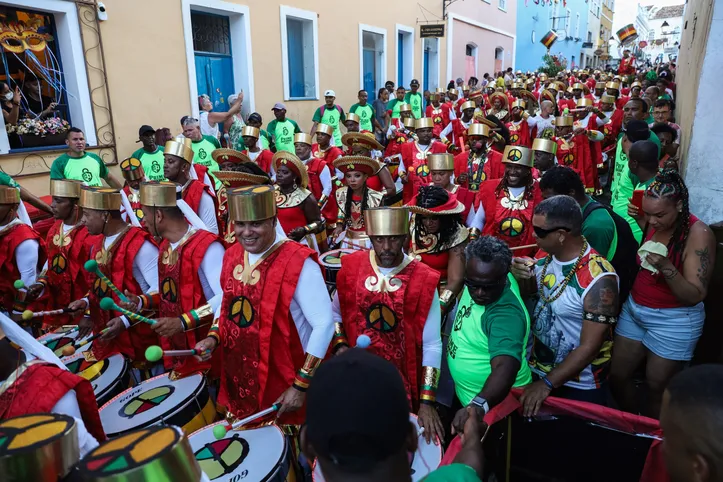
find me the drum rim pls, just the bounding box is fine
[93,356,130,400]
[320,248,355,266]
[99,372,206,436]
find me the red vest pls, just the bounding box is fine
[426,104,451,138]
[87,227,158,362]
[336,250,439,411]
[158,230,219,377]
[478,181,543,256]
[554,132,598,193]
[453,149,505,196]
[0,361,106,443]
[183,179,218,220]
[401,141,448,204]
[451,186,475,222]
[506,119,532,148]
[312,145,342,221]
[122,185,143,224]
[0,222,46,312]
[43,221,97,326]
[217,241,316,425]
[449,119,474,152]
[384,125,411,160]
[602,109,624,154]
[241,149,273,174]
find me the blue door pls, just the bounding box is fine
[398,33,405,87]
[363,49,377,102]
[423,48,430,93]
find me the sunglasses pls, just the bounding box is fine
[533,225,571,238]
[464,278,507,291]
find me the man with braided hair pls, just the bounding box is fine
[611,169,715,418]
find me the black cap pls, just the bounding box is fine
[248,112,262,123]
[410,79,420,86]
[139,125,155,137]
[623,120,651,143]
[306,349,411,471]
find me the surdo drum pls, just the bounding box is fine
[63,352,131,407]
[36,325,93,358]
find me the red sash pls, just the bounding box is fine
[0,223,46,312]
[507,120,532,148]
[336,251,439,411]
[312,145,342,221]
[277,201,309,234]
[87,227,158,362]
[217,241,316,425]
[585,115,603,190]
[602,109,623,153]
[183,179,218,219]
[454,149,505,197]
[426,104,451,138]
[554,133,597,193]
[478,181,542,256]
[0,361,106,442]
[158,230,219,377]
[402,141,448,204]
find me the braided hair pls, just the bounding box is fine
[645,168,691,265]
[343,183,369,228]
[414,185,464,248]
[496,165,536,201]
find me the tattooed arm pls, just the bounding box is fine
[661,220,716,305]
[544,274,619,389]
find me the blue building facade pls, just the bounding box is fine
[514,0,590,72]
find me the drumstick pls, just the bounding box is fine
[22,308,72,321]
[60,328,109,357]
[40,326,80,347]
[84,260,129,302]
[13,280,26,291]
[212,404,282,440]
[144,345,211,362]
[510,243,538,252]
[99,297,155,325]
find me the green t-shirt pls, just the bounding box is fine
[349,103,375,132]
[581,196,618,261]
[312,105,346,147]
[0,171,18,188]
[423,464,482,482]
[267,118,302,153]
[231,129,270,151]
[404,92,424,119]
[191,135,222,190]
[447,275,532,406]
[131,146,166,182]
[50,152,108,186]
[387,98,408,119]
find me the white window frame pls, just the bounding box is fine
[182,0,256,118]
[279,5,319,101]
[575,13,581,38]
[465,42,479,78]
[420,37,440,92]
[565,9,571,34]
[0,0,97,153]
[551,2,560,30]
[395,24,415,88]
[498,0,507,12]
[358,25,387,94]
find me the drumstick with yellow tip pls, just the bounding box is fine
[22,308,72,321]
[213,404,282,440]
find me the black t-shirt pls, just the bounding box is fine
[22,95,54,117]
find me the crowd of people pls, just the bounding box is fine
[0,54,719,482]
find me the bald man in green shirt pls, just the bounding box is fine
[50,127,122,188]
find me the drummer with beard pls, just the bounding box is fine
[193,185,333,429]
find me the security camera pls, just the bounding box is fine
[97,2,108,21]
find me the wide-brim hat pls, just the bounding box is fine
[407,193,465,216]
[215,171,270,188]
[489,92,508,108]
[272,151,309,189]
[540,89,557,104]
[212,148,251,165]
[342,131,383,151]
[333,156,380,176]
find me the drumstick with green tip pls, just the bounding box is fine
[99,297,155,325]
[144,345,211,362]
[213,404,282,440]
[13,280,26,291]
[84,260,129,302]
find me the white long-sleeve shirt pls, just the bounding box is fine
[170,231,225,314]
[6,219,40,289]
[177,182,219,235]
[439,118,472,145]
[331,262,443,369]
[52,389,99,457]
[300,156,332,197]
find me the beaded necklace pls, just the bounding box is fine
[534,238,589,318]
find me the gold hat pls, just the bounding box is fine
[241,126,260,138]
[78,186,122,211]
[631,81,643,89]
[415,118,434,130]
[429,91,440,100]
[364,207,409,236]
[228,185,276,222]
[554,116,574,127]
[605,81,621,91]
[427,153,455,171]
[469,90,483,100]
[511,99,527,110]
[502,145,533,168]
[576,98,594,108]
[539,73,548,80]
[294,133,313,145]
[316,123,334,137]
[346,112,361,124]
[532,138,558,155]
[460,100,476,111]
[212,148,252,166]
[572,83,585,90]
[435,87,446,94]
[601,94,617,104]
[467,123,491,138]
[399,103,412,113]
[164,140,193,164]
[50,180,82,199]
[272,151,309,189]
[140,181,177,208]
[120,157,145,182]
[512,82,524,89]
[595,81,606,89]
[0,185,19,204]
[462,84,470,91]
[402,118,416,129]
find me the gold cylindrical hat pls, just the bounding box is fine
[228,184,276,222]
[50,180,82,199]
[0,185,19,204]
[427,153,455,171]
[79,186,122,211]
[241,126,260,138]
[511,99,527,109]
[467,123,490,138]
[399,103,412,113]
[532,138,558,155]
[164,140,194,164]
[140,181,177,208]
[316,124,334,137]
[605,81,621,91]
[595,82,606,89]
[576,98,594,108]
[364,207,409,236]
[294,133,313,146]
[512,82,524,89]
[346,112,361,124]
[120,157,145,182]
[415,117,434,130]
[572,83,585,90]
[502,145,533,168]
[460,101,476,112]
[554,116,574,127]
[601,94,617,104]
[402,118,416,129]
[435,87,445,94]
[631,81,643,89]
[462,84,470,91]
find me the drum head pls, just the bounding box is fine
[99,373,204,437]
[320,249,355,268]
[189,422,287,481]
[36,327,92,358]
[64,353,127,402]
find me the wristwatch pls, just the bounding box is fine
[469,395,489,415]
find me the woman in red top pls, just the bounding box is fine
[611,169,715,418]
[272,151,326,253]
[409,185,468,316]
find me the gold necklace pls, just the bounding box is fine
[537,238,589,306]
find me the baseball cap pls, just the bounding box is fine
[306,349,411,471]
[138,125,154,137]
[324,89,336,97]
[410,79,419,87]
[623,120,651,142]
[248,112,263,123]
[272,102,286,111]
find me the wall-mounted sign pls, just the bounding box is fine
[420,25,445,38]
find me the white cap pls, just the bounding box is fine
[324,89,336,97]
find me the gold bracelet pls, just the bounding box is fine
[439,289,454,306]
[293,354,323,391]
[420,366,440,404]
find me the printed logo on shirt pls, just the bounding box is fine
[228,295,255,328]
[161,277,177,302]
[366,303,398,332]
[198,148,208,160]
[50,253,68,274]
[82,167,93,183]
[151,160,161,173]
[454,303,471,332]
[282,126,289,136]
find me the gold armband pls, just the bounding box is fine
[469,227,481,241]
[332,322,349,352]
[293,354,323,392]
[439,289,454,307]
[420,366,440,405]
